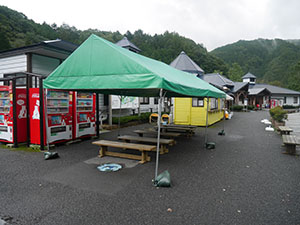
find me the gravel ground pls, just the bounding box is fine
[0,110,299,225]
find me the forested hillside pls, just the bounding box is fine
[0,5,227,74]
[211,39,300,91]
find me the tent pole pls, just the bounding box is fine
[204,97,209,145]
[117,96,123,136]
[154,89,163,180]
[223,99,225,132]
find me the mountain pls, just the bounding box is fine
[211,39,300,91]
[0,5,227,74]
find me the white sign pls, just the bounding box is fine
[112,95,138,109]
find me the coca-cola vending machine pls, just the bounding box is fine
[73,92,96,139]
[30,89,73,145]
[0,86,27,143]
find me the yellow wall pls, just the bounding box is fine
[174,98,224,126]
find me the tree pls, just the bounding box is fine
[287,61,300,91]
[228,63,243,81]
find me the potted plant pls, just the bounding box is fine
[269,106,287,129]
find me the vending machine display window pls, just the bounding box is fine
[77,93,93,112]
[0,115,4,124]
[79,113,87,122]
[0,91,10,114]
[51,115,62,125]
[47,91,69,114]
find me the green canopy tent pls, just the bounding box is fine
[44,34,226,182]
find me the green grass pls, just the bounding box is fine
[0,144,41,152]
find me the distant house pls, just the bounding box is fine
[0,39,77,80]
[202,73,249,105]
[242,73,300,108]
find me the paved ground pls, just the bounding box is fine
[0,110,300,225]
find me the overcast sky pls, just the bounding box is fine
[1,0,300,51]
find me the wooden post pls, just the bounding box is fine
[12,78,18,148]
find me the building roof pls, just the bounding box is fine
[203,73,234,90]
[232,82,248,93]
[116,37,141,53]
[0,39,78,59]
[248,87,270,96]
[170,51,204,74]
[250,84,300,95]
[242,72,257,79]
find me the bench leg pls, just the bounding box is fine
[140,151,151,164]
[99,146,107,157]
[285,144,296,154]
[161,145,169,154]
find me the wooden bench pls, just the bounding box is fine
[157,125,196,137]
[282,135,300,154]
[92,140,156,163]
[278,126,293,135]
[133,129,181,139]
[118,135,175,154]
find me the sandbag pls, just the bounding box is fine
[44,151,59,160]
[154,170,171,187]
[206,142,216,149]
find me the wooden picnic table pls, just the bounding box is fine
[278,126,293,135]
[92,140,156,163]
[154,125,196,137]
[161,124,198,129]
[133,129,181,139]
[282,135,300,154]
[118,135,175,154]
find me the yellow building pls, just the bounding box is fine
[173,97,224,126]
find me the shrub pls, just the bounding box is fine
[247,105,255,110]
[230,105,244,111]
[282,105,300,109]
[269,106,287,122]
[112,112,152,125]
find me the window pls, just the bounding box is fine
[139,97,149,104]
[154,97,158,104]
[209,98,218,110]
[192,98,204,107]
[284,97,287,104]
[294,97,298,104]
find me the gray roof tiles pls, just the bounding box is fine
[242,72,257,79]
[232,82,248,93]
[116,37,141,53]
[170,51,204,74]
[250,84,300,95]
[203,73,234,89]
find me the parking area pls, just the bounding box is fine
[0,110,299,225]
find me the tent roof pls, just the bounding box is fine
[44,34,225,98]
[170,51,204,74]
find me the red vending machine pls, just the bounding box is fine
[73,92,96,139]
[0,86,27,143]
[30,89,73,145]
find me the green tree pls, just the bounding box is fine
[228,63,243,81]
[287,61,300,91]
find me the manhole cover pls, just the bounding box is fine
[97,163,122,172]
